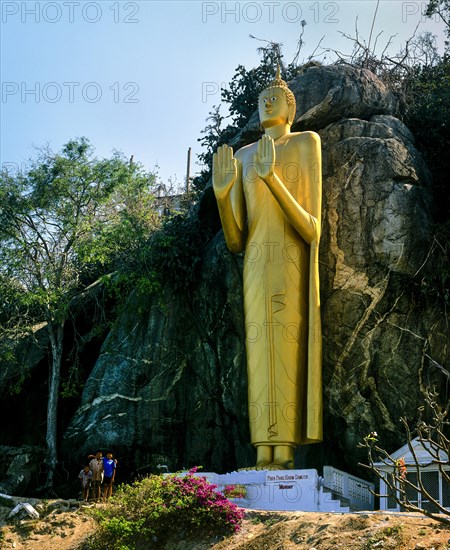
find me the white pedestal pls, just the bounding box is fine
[194,469,350,512]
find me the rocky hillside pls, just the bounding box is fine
[1,64,448,495]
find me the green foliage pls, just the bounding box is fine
[87,469,245,549]
[0,495,14,508]
[75,161,160,283]
[0,137,162,327]
[195,106,238,192]
[249,513,281,526]
[221,43,298,127]
[0,138,159,321]
[147,211,212,294]
[403,56,450,223]
[223,484,247,498]
[60,374,83,399]
[402,56,450,308]
[424,0,450,46]
[0,138,162,488]
[0,274,41,396]
[96,206,214,320]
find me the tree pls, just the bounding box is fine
[0,138,159,491]
[360,388,450,525]
[425,0,450,46]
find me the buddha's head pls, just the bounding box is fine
[258,66,296,129]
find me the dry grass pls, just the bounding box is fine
[1,505,450,549]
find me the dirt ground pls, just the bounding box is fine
[0,504,96,550]
[213,510,450,550]
[1,504,450,549]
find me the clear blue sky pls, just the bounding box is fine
[1,1,446,188]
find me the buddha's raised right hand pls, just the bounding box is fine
[212,144,238,199]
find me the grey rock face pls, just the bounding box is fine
[61,65,447,475]
[0,446,44,496]
[292,65,398,129]
[320,117,431,276]
[317,115,447,468]
[63,238,253,474]
[0,324,48,396]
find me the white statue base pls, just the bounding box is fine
[192,467,374,512]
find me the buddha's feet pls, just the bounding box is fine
[238,459,272,471]
[237,459,294,471]
[265,458,294,470]
[238,445,295,470]
[238,465,268,471]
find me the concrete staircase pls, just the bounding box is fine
[319,486,351,512]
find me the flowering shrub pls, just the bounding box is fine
[86,467,245,549]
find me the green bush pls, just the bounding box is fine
[86,468,245,549]
[403,55,450,223]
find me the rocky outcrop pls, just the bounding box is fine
[63,238,253,475]
[0,324,48,397]
[233,64,398,149]
[317,114,446,469]
[1,65,446,492]
[62,65,448,479]
[0,446,44,496]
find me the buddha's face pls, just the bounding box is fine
[259,87,290,128]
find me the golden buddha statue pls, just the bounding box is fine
[213,67,322,470]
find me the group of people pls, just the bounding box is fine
[78,450,117,502]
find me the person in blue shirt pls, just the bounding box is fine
[102,452,116,501]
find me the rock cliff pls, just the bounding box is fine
[2,65,448,492]
[62,65,448,477]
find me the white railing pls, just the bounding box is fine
[322,466,374,511]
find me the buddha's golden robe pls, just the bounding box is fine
[233,131,322,446]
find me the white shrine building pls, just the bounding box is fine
[375,437,450,513]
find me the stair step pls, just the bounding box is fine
[319,487,351,512]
